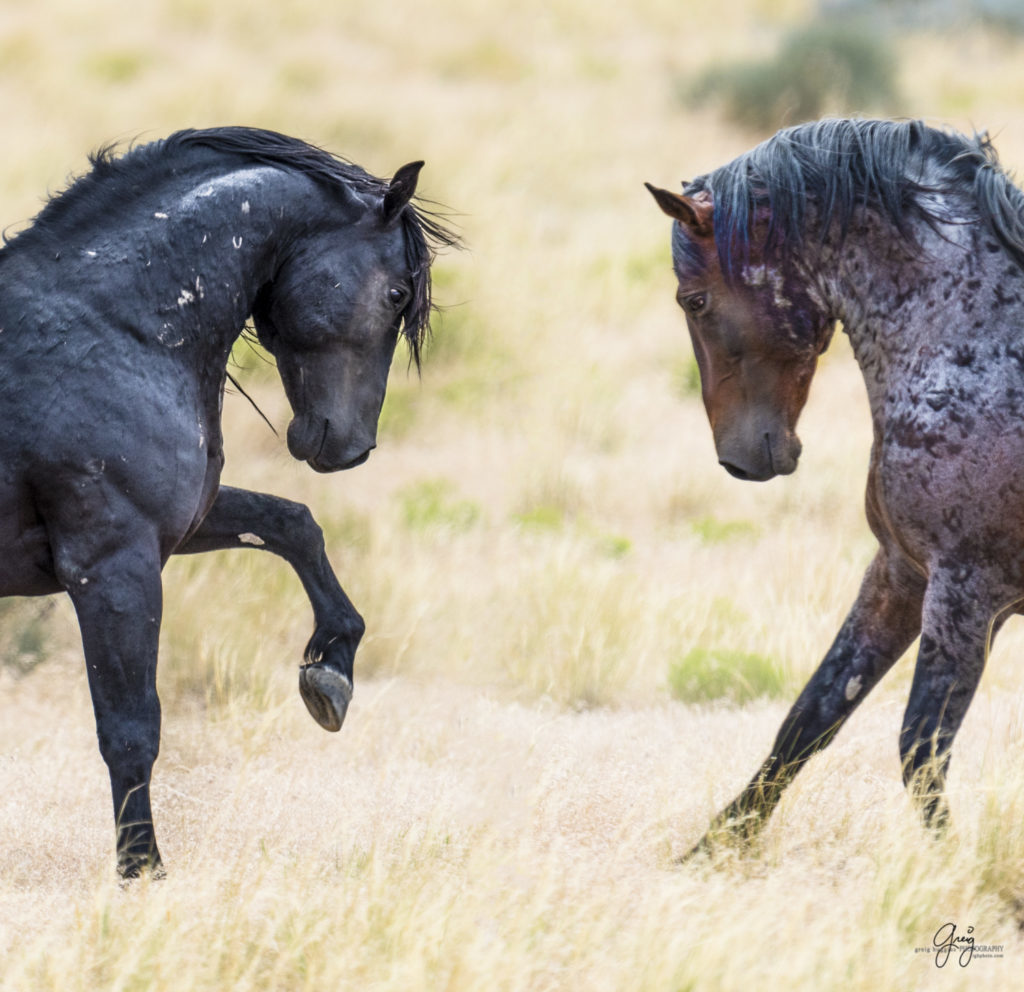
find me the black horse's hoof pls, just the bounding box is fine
[299,664,352,732]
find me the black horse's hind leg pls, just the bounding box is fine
[688,547,925,858]
[64,538,165,878]
[175,485,364,731]
[899,572,1002,832]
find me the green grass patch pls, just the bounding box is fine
[378,384,421,440]
[690,515,760,544]
[83,49,150,84]
[597,533,632,559]
[397,478,481,532]
[513,504,566,531]
[228,333,277,381]
[670,354,702,399]
[668,646,788,704]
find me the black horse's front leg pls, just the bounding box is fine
[688,546,925,858]
[175,485,364,732]
[64,538,165,878]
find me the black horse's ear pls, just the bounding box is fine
[382,161,425,223]
[645,183,713,236]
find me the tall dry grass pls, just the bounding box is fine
[3,0,1024,988]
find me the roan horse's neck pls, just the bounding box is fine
[812,209,1024,417]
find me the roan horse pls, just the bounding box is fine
[647,118,1024,854]
[0,127,456,876]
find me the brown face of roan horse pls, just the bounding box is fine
[647,184,837,481]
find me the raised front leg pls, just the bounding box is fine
[899,569,1001,831]
[688,547,925,857]
[63,537,165,878]
[175,486,363,731]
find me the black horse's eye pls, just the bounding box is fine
[683,293,708,315]
[388,286,408,308]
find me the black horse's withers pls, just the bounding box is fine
[0,127,456,877]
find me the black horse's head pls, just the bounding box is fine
[252,162,432,472]
[646,182,835,482]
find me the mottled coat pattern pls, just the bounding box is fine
[648,119,1024,853]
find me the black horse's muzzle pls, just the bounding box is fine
[308,446,373,473]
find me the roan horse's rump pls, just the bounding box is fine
[0,128,455,876]
[648,118,1024,855]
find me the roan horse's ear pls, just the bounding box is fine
[382,161,425,224]
[644,183,713,237]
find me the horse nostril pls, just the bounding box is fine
[719,460,753,481]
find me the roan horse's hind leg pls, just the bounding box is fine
[688,546,925,858]
[174,485,364,732]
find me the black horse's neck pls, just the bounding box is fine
[3,160,351,362]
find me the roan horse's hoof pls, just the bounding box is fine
[299,664,353,732]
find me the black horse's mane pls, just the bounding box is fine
[6,126,459,364]
[682,118,1024,279]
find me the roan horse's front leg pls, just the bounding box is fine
[899,569,1003,831]
[62,534,166,878]
[174,485,364,732]
[688,546,925,858]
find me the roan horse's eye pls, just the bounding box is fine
[682,293,709,315]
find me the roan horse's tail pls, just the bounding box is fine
[969,133,1024,271]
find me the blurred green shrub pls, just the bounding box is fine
[668,646,789,703]
[822,0,1024,32]
[687,19,897,131]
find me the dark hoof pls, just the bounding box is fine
[299,663,352,732]
[678,836,713,864]
[118,856,165,881]
[678,813,764,864]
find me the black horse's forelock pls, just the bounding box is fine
[7,126,459,366]
[689,118,1024,280]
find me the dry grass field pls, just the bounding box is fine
[2,0,1024,989]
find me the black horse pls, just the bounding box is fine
[0,127,456,876]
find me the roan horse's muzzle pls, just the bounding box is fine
[714,425,802,482]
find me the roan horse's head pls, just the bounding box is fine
[252,161,429,473]
[646,183,835,481]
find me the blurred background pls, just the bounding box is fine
[2,0,1024,713]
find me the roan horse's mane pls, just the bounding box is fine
[682,118,1024,281]
[4,126,459,364]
